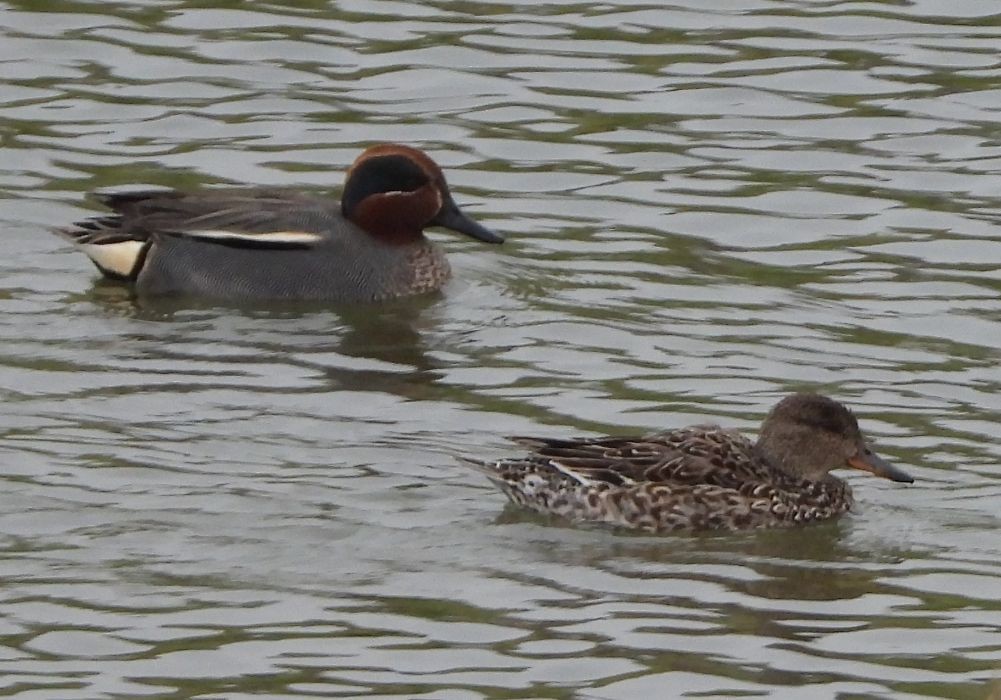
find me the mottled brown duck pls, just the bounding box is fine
[466,393,913,532]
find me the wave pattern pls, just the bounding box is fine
[1,0,999,697]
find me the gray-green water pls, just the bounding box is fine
[2,1,999,698]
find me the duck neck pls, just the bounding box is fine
[754,436,833,486]
[366,226,427,246]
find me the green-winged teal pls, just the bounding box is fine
[56,144,504,302]
[466,393,913,532]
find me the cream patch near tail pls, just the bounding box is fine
[79,240,145,278]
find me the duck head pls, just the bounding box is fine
[756,393,913,484]
[341,144,504,245]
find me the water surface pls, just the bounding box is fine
[1,1,999,698]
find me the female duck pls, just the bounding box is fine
[56,144,503,302]
[467,393,914,531]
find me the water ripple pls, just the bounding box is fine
[1,0,999,697]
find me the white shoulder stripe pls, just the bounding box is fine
[184,229,324,244]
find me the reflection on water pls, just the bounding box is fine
[1,0,1000,697]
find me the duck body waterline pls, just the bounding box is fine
[55,145,503,303]
[467,394,914,532]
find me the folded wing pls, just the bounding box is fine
[55,189,332,279]
[506,425,767,489]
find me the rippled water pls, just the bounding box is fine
[1,1,999,697]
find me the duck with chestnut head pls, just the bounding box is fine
[465,393,914,532]
[55,144,503,302]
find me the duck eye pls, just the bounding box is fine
[370,155,430,193]
[342,154,431,216]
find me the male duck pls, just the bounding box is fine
[55,144,504,302]
[466,393,914,532]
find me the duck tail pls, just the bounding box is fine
[455,456,502,481]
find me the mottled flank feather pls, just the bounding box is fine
[466,394,913,532]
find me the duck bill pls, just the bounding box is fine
[847,450,913,483]
[432,202,504,244]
